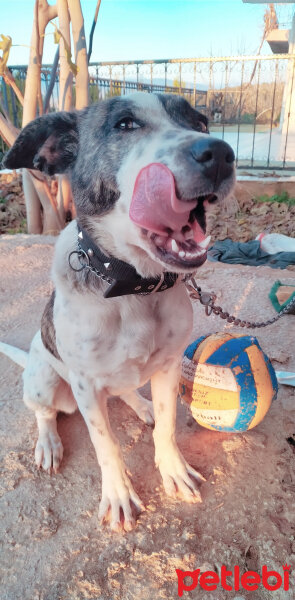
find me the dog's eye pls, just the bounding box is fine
[116,118,141,131]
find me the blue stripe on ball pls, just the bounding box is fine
[208,349,258,432]
[205,336,257,367]
[184,336,207,360]
[230,351,258,430]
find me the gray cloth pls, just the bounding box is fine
[208,239,295,269]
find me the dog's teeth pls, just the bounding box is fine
[185,247,207,259]
[195,248,206,257]
[171,239,179,253]
[198,235,211,249]
[179,250,186,258]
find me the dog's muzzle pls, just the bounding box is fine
[190,137,235,189]
[129,142,235,272]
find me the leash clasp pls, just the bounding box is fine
[199,291,216,316]
[185,276,216,316]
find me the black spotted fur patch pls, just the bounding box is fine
[41,291,61,361]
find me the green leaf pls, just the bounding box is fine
[53,30,61,45]
[64,44,78,76]
[52,24,77,76]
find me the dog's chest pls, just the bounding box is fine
[54,286,192,392]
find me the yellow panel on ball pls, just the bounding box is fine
[179,333,278,432]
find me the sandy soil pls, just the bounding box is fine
[1,233,295,600]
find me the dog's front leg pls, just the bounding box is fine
[151,362,205,503]
[69,372,144,532]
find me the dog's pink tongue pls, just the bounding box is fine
[192,219,207,243]
[129,163,196,234]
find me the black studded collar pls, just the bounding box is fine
[68,222,180,298]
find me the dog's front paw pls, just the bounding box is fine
[155,443,205,503]
[99,465,145,532]
[35,431,63,473]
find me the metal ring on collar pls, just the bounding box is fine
[68,249,90,272]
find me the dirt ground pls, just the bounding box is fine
[1,233,295,600]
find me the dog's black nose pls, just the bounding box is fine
[191,138,235,187]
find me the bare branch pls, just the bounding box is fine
[2,69,24,106]
[0,93,11,121]
[0,112,19,147]
[43,46,59,113]
[57,0,73,111]
[88,0,102,64]
[34,1,43,116]
[47,2,58,21]
[68,0,89,109]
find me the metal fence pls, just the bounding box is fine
[1,54,295,170]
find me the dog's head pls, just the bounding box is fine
[3,92,235,276]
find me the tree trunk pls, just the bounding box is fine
[43,46,59,113]
[31,174,62,234]
[57,175,73,222]
[56,0,79,222]
[22,0,59,234]
[22,170,43,234]
[68,0,89,109]
[57,0,73,111]
[22,0,57,126]
[1,0,91,235]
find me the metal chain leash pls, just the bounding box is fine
[68,249,295,325]
[185,276,295,329]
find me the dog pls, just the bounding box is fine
[1,92,235,532]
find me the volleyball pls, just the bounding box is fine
[179,333,278,432]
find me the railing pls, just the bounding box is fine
[1,54,295,170]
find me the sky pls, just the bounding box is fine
[0,0,294,66]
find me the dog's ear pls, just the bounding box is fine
[3,111,79,175]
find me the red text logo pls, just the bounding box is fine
[176,564,290,596]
